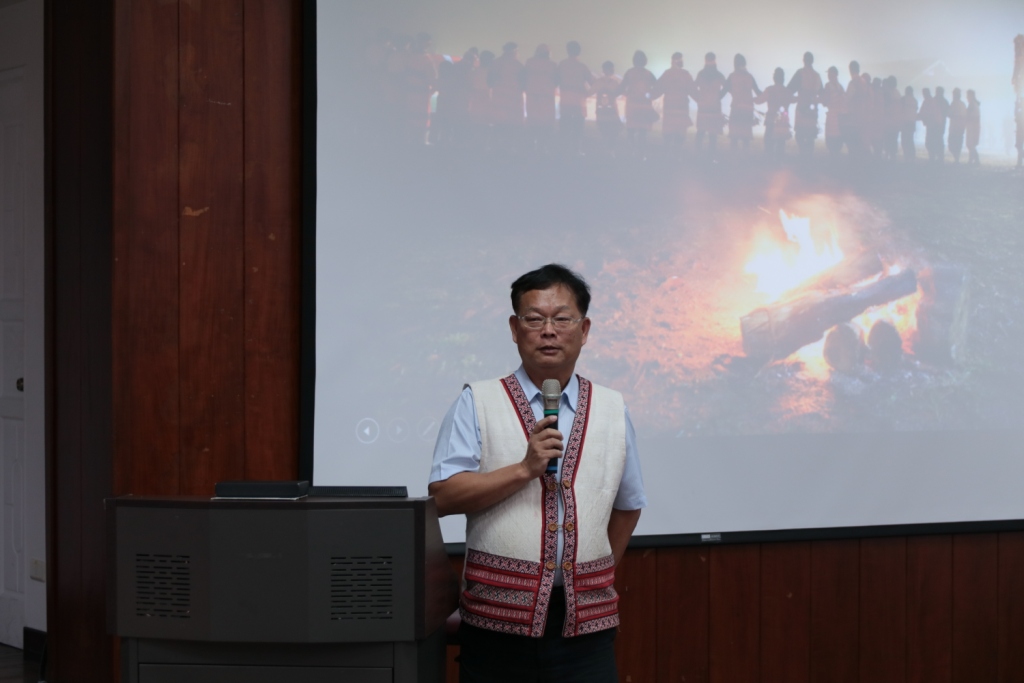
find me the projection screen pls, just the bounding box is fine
[311,0,1024,543]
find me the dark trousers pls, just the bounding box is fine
[458,587,618,683]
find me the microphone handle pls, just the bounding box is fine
[544,408,559,474]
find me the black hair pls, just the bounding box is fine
[511,264,591,315]
[566,41,581,57]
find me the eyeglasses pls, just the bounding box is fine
[516,315,584,330]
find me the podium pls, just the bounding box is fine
[107,495,458,683]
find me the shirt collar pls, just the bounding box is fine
[514,365,578,413]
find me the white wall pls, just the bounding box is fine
[0,0,45,639]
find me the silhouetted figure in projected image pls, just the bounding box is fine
[866,76,884,156]
[653,52,695,155]
[723,54,762,153]
[490,42,525,152]
[947,87,967,163]
[384,35,413,135]
[406,33,438,145]
[882,76,901,160]
[821,66,845,156]
[787,51,823,157]
[593,61,623,157]
[466,49,492,150]
[557,41,593,155]
[965,90,981,165]
[524,44,558,153]
[1016,97,1024,168]
[900,86,919,161]
[694,52,727,157]
[756,67,793,161]
[619,50,658,157]
[843,60,869,156]
[928,86,950,163]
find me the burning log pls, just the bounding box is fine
[823,322,865,373]
[779,250,883,301]
[867,320,903,372]
[741,269,918,361]
[913,265,970,366]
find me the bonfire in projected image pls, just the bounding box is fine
[740,209,936,379]
[591,195,971,435]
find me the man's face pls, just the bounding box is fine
[509,285,590,385]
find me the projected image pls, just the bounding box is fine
[321,1,1024,440]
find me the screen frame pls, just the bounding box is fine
[298,0,1024,547]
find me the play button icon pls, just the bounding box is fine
[388,418,410,443]
[355,418,380,444]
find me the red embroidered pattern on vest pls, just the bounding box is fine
[500,373,560,636]
[560,376,591,637]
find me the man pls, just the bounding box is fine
[820,66,845,156]
[653,52,696,154]
[429,264,646,683]
[524,44,559,152]
[899,85,919,161]
[693,52,726,156]
[557,41,593,154]
[787,51,823,157]
[843,60,868,156]
[722,54,761,152]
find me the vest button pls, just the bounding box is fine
[562,479,571,489]
[564,522,575,532]
[548,523,559,532]
[546,561,556,571]
[546,480,556,491]
[563,561,573,571]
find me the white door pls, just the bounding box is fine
[0,0,45,649]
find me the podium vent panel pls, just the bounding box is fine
[135,553,191,619]
[329,556,395,620]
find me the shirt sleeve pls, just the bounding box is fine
[428,386,482,484]
[613,404,648,510]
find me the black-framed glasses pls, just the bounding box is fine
[516,315,584,330]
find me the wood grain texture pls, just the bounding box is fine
[709,544,760,683]
[998,532,1024,683]
[615,548,658,682]
[761,542,811,683]
[810,539,859,683]
[859,537,906,683]
[50,0,115,680]
[242,0,302,479]
[906,535,951,683]
[112,0,181,496]
[178,0,247,493]
[952,534,998,683]
[656,546,710,683]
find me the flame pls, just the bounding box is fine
[745,211,845,303]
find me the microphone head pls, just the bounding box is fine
[541,379,561,411]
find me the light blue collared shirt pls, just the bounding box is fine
[429,366,647,581]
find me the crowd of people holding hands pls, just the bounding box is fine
[364,31,1024,166]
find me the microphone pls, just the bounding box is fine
[541,379,561,475]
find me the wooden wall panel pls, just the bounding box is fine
[860,537,907,683]
[50,1,115,681]
[810,540,859,683]
[177,0,247,494]
[656,547,709,683]
[906,535,951,683]
[998,532,1024,683]
[761,542,811,683]
[615,548,658,682]
[952,534,998,683]
[112,0,181,496]
[709,544,760,683]
[242,0,302,479]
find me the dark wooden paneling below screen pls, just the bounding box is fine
[446,535,1024,683]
